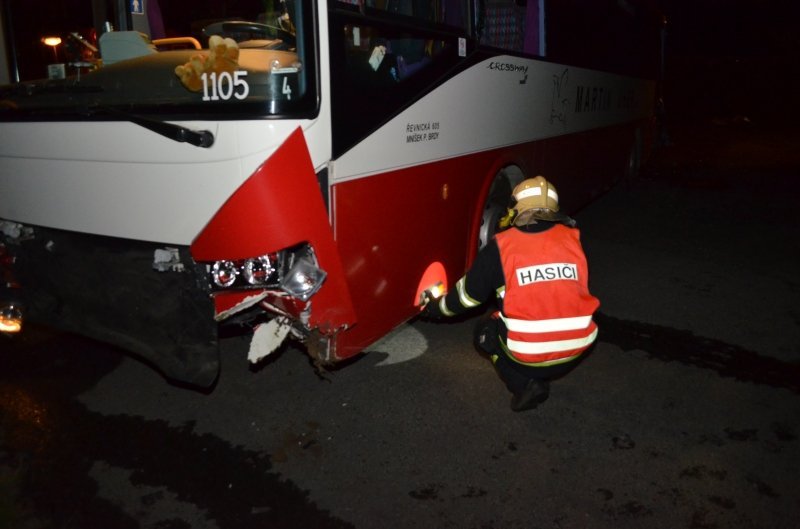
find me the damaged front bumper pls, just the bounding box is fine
[0,128,358,386]
[1,221,220,387]
[202,243,334,365]
[1,219,344,386]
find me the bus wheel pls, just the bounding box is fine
[478,168,522,250]
[624,130,643,189]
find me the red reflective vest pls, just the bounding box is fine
[495,225,600,366]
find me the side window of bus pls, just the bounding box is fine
[479,0,526,53]
[338,0,469,30]
[342,25,446,88]
[331,1,469,155]
[337,0,469,87]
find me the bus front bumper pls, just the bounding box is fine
[1,221,220,388]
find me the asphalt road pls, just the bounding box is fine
[1,120,799,529]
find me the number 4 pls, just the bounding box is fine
[282,76,292,100]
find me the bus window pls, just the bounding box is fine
[480,0,526,52]
[0,0,316,119]
[477,0,546,56]
[330,2,471,155]
[337,0,470,31]
[343,25,443,86]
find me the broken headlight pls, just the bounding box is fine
[209,253,278,289]
[280,253,326,301]
[211,260,239,287]
[243,255,275,285]
[205,244,326,301]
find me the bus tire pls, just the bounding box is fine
[624,129,643,189]
[478,167,524,250]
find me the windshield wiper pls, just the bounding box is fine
[0,92,215,148]
[101,107,215,148]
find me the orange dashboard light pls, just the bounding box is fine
[41,37,62,62]
[42,36,62,47]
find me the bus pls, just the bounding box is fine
[0,0,664,387]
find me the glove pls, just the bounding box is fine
[498,208,517,229]
[419,297,443,319]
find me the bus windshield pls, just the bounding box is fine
[0,0,315,120]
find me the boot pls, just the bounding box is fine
[510,379,549,412]
[473,312,500,354]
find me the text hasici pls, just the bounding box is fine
[516,263,578,286]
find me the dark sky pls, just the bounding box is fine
[657,0,799,57]
[654,0,800,122]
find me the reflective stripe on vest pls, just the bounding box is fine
[506,326,598,356]
[500,314,593,334]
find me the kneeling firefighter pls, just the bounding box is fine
[422,176,600,412]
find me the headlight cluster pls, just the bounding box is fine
[210,254,278,288]
[206,244,327,301]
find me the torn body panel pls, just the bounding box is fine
[214,290,271,322]
[213,288,312,364]
[248,317,292,364]
[192,127,357,361]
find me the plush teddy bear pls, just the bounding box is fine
[175,35,240,92]
[206,34,240,73]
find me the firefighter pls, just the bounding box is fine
[422,176,600,412]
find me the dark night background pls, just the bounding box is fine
[2,0,800,126]
[658,0,800,126]
[1,2,799,527]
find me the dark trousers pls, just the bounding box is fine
[474,314,584,395]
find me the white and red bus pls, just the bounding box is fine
[0,0,664,386]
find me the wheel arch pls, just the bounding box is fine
[469,163,527,264]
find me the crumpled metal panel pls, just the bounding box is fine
[191,127,357,336]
